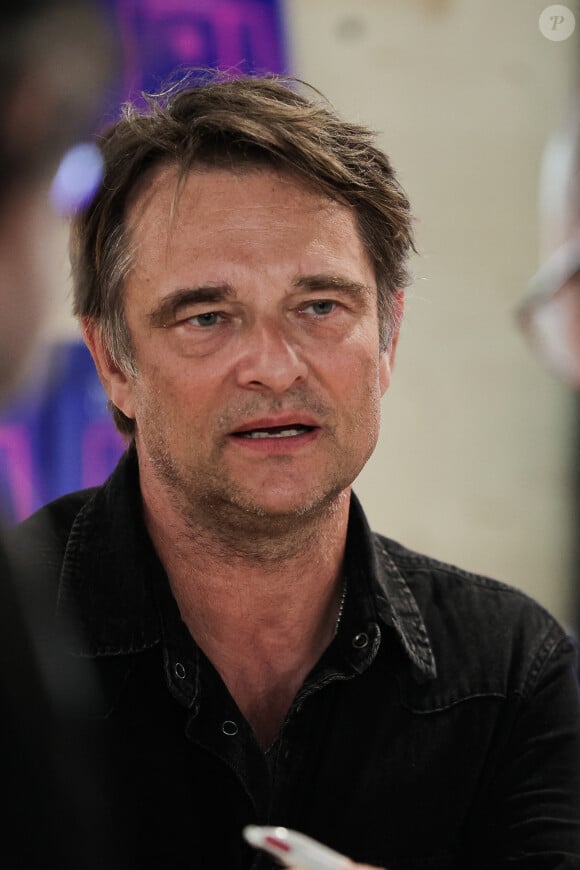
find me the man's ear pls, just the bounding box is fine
[81,318,136,421]
[379,290,405,396]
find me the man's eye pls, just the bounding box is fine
[189,312,223,327]
[304,300,335,316]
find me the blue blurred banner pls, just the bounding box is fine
[0,0,289,523]
[0,343,127,524]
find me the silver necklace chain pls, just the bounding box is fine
[333,577,348,637]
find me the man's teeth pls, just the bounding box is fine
[240,427,307,439]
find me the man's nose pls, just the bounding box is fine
[234,320,309,393]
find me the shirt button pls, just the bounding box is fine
[174,662,186,679]
[221,720,238,736]
[352,632,369,649]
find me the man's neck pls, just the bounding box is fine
[140,476,350,645]
[138,459,351,748]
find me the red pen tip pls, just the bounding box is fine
[265,835,291,853]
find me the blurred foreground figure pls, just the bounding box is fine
[0,0,115,397]
[0,1,128,867]
[8,72,580,869]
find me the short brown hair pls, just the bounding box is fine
[71,72,416,435]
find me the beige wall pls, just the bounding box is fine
[45,0,578,626]
[287,0,578,625]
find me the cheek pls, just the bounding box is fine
[132,359,214,429]
[347,344,383,391]
[379,351,392,395]
[331,351,383,425]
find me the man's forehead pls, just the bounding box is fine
[121,162,377,307]
[126,162,345,233]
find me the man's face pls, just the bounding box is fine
[97,166,398,521]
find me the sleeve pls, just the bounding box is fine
[474,635,580,869]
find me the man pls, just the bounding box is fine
[0,2,129,866]
[11,74,580,869]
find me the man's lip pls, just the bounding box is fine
[230,414,321,434]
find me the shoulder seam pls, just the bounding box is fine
[374,532,559,614]
[521,632,576,698]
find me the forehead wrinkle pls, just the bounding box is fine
[128,164,346,244]
[126,166,368,289]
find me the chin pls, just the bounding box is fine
[228,480,347,520]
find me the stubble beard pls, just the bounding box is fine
[142,433,354,562]
[136,385,381,563]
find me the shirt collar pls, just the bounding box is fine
[343,497,437,679]
[56,444,436,680]
[57,443,163,655]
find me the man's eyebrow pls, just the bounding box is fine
[292,275,373,299]
[147,276,372,326]
[148,285,235,327]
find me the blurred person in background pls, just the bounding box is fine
[515,65,580,644]
[515,77,580,391]
[0,1,128,866]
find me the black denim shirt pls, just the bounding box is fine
[12,446,580,870]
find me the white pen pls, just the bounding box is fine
[243,824,351,870]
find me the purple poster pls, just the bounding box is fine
[0,342,127,524]
[0,0,288,523]
[104,0,288,106]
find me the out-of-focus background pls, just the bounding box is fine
[1,0,578,632]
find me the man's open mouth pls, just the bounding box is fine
[232,424,316,439]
